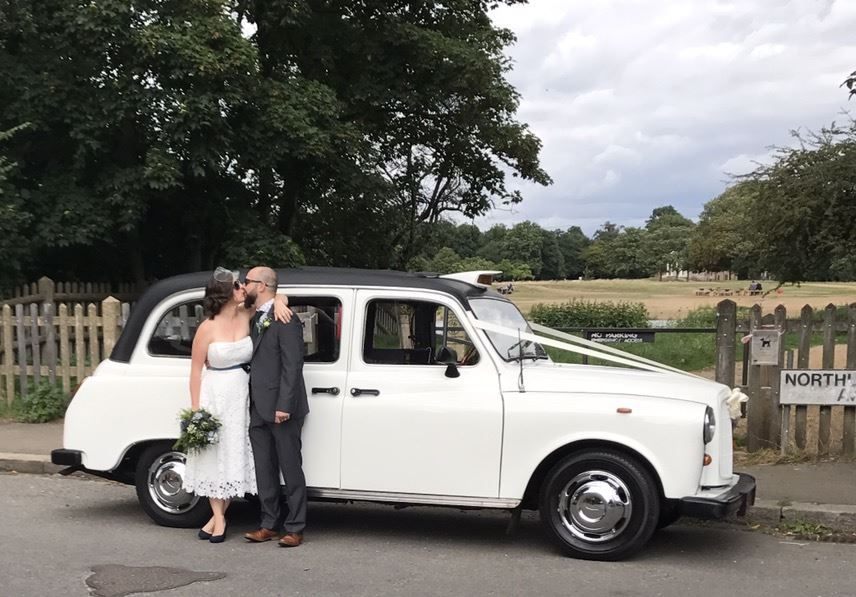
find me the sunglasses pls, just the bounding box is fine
[232,280,242,290]
[242,277,273,288]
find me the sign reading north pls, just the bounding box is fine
[587,331,654,344]
[779,369,856,405]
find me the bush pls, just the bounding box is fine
[530,299,649,329]
[15,381,68,423]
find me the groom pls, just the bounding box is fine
[242,266,309,547]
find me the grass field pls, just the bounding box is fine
[508,279,856,319]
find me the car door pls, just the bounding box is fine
[278,288,353,490]
[340,289,502,498]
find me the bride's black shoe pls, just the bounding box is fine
[198,529,212,540]
[209,527,226,544]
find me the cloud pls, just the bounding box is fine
[477,0,856,235]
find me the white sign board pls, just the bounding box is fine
[779,369,856,405]
[750,329,780,365]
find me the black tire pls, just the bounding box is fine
[657,500,681,529]
[538,450,660,561]
[134,442,211,528]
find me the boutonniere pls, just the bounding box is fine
[256,314,272,333]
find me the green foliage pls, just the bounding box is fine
[0,0,549,281]
[14,381,68,423]
[742,122,856,282]
[529,299,650,329]
[408,246,531,279]
[220,222,306,269]
[688,181,765,278]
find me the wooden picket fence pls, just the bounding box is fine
[715,300,856,455]
[0,297,132,404]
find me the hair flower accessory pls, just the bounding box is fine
[213,266,238,284]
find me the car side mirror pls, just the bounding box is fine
[436,346,460,378]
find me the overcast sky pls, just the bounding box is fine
[473,0,856,235]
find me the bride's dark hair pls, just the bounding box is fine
[203,276,234,318]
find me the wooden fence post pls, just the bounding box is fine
[781,350,794,455]
[746,304,764,451]
[87,303,99,374]
[102,297,120,357]
[15,304,26,396]
[818,303,836,455]
[795,305,813,450]
[37,276,55,304]
[44,303,56,385]
[59,304,71,394]
[74,304,85,382]
[770,304,787,448]
[715,299,737,387]
[845,303,856,456]
[2,304,12,404]
[29,303,40,385]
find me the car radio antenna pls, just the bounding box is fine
[517,328,526,393]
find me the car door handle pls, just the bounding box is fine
[350,388,380,397]
[311,387,340,396]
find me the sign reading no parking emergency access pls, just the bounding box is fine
[779,369,856,405]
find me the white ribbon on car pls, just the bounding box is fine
[469,319,707,380]
[469,319,750,419]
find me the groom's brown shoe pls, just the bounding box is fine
[278,533,303,547]
[244,528,280,543]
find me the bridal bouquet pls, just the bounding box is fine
[174,408,221,454]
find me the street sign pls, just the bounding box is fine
[750,329,780,365]
[779,369,856,405]
[588,331,655,344]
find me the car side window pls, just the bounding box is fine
[363,299,478,366]
[289,296,342,363]
[148,300,205,357]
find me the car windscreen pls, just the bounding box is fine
[469,297,547,361]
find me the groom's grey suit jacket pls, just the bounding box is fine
[249,309,309,422]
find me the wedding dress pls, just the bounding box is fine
[183,336,257,499]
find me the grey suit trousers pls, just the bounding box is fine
[249,408,307,533]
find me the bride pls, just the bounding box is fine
[182,267,290,543]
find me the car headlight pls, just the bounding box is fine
[703,406,716,444]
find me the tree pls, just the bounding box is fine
[642,205,694,280]
[245,0,551,267]
[744,123,856,282]
[687,182,762,278]
[539,229,565,280]
[0,125,31,286]
[557,226,590,279]
[0,0,549,283]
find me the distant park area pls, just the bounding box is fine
[509,279,856,320]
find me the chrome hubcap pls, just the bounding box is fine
[558,470,631,542]
[147,451,198,514]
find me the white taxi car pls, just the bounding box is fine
[52,268,755,561]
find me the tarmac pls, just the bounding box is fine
[1,419,855,534]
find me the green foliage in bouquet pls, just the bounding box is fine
[173,408,221,454]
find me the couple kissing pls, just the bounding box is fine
[182,266,309,547]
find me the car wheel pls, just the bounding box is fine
[539,450,660,561]
[134,443,210,528]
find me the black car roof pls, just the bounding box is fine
[110,267,497,363]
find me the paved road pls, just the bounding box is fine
[2,473,855,597]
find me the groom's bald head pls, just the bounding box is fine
[246,266,278,307]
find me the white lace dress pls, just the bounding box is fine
[183,337,257,499]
